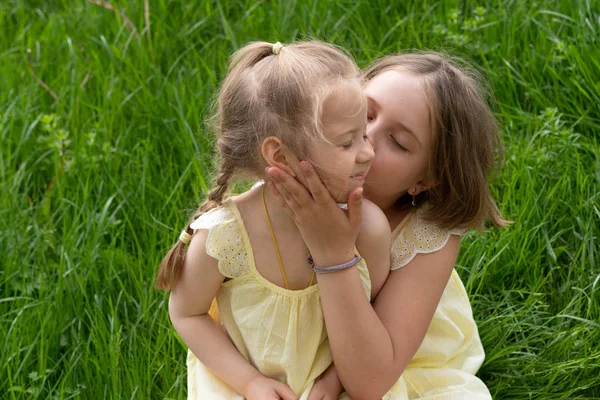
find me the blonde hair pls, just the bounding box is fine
[364,52,506,231]
[156,41,361,289]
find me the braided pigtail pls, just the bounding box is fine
[154,161,234,290]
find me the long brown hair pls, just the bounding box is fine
[155,41,361,289]
[364,52,506,231]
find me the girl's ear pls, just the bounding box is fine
[261,137,297,178]
[411,175,437,196]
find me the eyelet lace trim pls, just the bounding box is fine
[391,212,465,270]
[190,204,249,278]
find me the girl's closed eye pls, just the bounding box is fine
[389,133,408,151]
[342,140,354,149]
[343,131,368,148]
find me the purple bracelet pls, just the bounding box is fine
[307,255,362,274]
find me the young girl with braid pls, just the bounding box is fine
[155,41,391,400]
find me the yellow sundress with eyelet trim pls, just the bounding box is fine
[186,199,372,399]
[371,209,491,400]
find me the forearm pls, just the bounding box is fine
[173,314,261,395]
[317,269,400,399]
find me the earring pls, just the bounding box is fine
[411,188,417,206]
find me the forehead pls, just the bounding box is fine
[321,84,367,135]
[364,70,431,143]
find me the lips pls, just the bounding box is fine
[350,171,368,180]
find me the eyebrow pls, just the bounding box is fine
[368,96,421,148]
[336,123,367,138]
[335,130,355,141]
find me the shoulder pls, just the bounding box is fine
[184,228,218,272]
[358,199,390,240]
[188,200,250,279]
[189,202,236,232]
[391,208,464,271]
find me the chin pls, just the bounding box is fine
[321,180,348,203]
[331,190,350,204]
[339,182,367,203]
[336,195,350,204]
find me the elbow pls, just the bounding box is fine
[344,390,371,400]
[167,305,181,331]
[344,381,393,400]
[168,313,183,336]
[343,369,406,400]
[345,387,388,400]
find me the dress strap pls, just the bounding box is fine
[262,185,315,289]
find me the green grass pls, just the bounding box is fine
[1,0,599,398]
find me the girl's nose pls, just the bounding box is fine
[357,138,375,164]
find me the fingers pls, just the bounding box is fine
[267,166,313,207]
[267,182,296,220]
[274,382,298,400]
[299,162,331,204]
[306,388,323,400]
[347,187,363,230]
[267,181,286,208]
[268,175,303,214]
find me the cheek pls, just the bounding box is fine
[371,147,400,174]
[315,158,349,192]
[327,153,354,176]
[368,148,415,189]
[310,147,327,166]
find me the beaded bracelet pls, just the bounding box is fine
[307,255,362,274]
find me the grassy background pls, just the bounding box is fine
[1,0,599,398]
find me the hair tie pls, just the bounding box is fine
[179,230,192,244]
[272,42,283,55]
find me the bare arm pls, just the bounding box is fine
[268,163,458,399]
[354,199,391,301]
[316,238,458,399]
[169,229,297,399]
[168,229,262,395]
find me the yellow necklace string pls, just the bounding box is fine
[262,185,315,289]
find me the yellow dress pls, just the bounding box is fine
[186,199,372,399]
[377,209,492,399]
